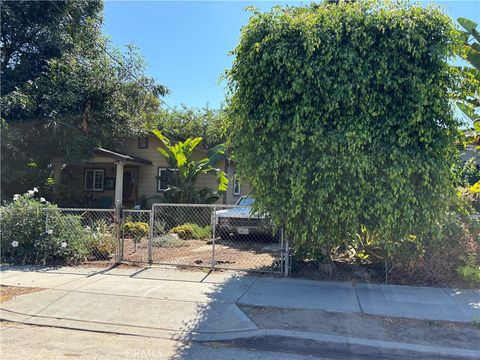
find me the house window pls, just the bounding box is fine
[233,176,241,196]
[157,168,177,192]
[138,136,149,149]
[84,169,104,191]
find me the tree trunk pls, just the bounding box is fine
[51,157,63,196]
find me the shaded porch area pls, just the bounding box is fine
[59,148,152,209]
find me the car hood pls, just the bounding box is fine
[214,207,265,219]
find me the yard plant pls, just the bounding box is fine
[123,221,149,240]
[152,129,228,203]
[0,190,114,263]
[1,0,167,200]
[455,17,480,128]
[227,1,462,262]
[170,223,211,240]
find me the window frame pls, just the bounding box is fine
[84,169,105,192]
[157,167,178,192]
[233,175,241,196]
[138,136,149,149]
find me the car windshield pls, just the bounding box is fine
[236,197,254,206]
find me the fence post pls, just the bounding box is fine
[211,205,216,271]
[280,227,284,275]
[115,203,122,264]
[384,259,388,284]
[45,208,49,234]
[284,235,290,277]
[148,206,154,265]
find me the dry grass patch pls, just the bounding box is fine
[0,285,44,303]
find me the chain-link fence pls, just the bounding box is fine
[287,218,480,287]
[2,203,477,285]
[44,208,117,263]
[1,204,285,273]
[386,229,480,286]
[148,204,284,273]
[120,209,152,264]
[0,207,118,265]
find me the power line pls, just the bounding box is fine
[95,40,195,125]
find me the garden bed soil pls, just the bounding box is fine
[240,305,480,350]
[122,237,279,271]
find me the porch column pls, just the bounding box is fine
[114,161,125,208]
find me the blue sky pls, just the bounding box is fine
[103,1,480,109]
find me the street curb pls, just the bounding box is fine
[205,329,480,360]
[2,310,479,359]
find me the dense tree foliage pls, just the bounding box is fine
[227,0,461,257]
[155,106,227,149]
[1,0,102,96]
[1,0,167,198]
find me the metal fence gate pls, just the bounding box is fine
[119,204,286,274]
[119,209,152,264]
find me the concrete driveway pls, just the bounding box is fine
[1,266,259,340]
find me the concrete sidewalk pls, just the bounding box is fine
[1,265,479,358]
[239,277,480,323]
[1,265,479,323]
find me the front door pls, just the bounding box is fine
[122,167,138,207]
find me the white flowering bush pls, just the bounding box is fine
[0,189,96,264]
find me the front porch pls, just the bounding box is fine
[59,148,152,209]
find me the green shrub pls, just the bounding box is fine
[0,189,98,263]
[123,221,149,240]
[227,0,459,260]
[170,224,194,239]
[89,219,116,259]
[457,264,480,286]
[389,211,479,285]
[152,234,189,248]
[170,223,211,239]
[154,221,166,235]
[191,224,211,239]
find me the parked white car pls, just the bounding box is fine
[213,196,274,239]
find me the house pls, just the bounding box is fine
[58,133,248,208]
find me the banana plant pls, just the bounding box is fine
[457,17,480,135]
[151,129,228,203]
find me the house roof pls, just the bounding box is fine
[94,148,152,165]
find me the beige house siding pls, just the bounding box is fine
[65,135,251,207]
[121,135,251,205]
[62,162,117,208]
[121,136,168,203]
[224,159,250,205]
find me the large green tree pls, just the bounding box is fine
[1,0,102,96]
[1,0,167,199]
[155,105,227,149]
[226,0,461,257]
